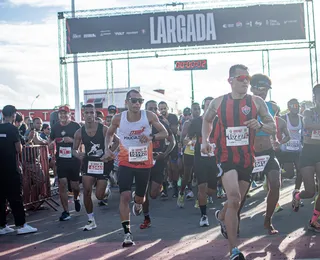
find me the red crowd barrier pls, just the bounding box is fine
[18,145,59,211]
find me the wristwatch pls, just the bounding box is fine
[259,122,264,129]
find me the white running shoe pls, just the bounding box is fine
[16,224,37,235]
[83,219,97,231]
[0,225,15,235]
[122,233,134,247]
[186,190,194,199]
[200,215,209,227]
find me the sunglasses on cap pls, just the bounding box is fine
[129,98,144,104]
[230,75,251,82]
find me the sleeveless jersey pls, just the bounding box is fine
[304,108,320,138]
[81,123,111,174]
[256,102,275,137]
[118,110,153,169]
[216,94,258,168]
[280,114,302,152]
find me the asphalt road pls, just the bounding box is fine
[1,179,320,260]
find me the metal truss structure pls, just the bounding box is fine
[57,0,318,106]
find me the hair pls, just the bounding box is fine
[313,84,320,96]
[287,99,299,106]
[2,105,17,117]
[33,117,42,122]
[202,97,214,109]
[96,110,104,118]
[229,64,248,78]
[158,101,168,107]
[15,112,24,123]
[145,100,157,109]
[83,104,95,109]
[126,89,140,100]
[250,74,272,87]
[41,123,50,131]
[191,102,200,107]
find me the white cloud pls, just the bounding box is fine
[0,0,320,111]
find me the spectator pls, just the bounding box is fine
[40,124,50,141]
[0,105,38,235]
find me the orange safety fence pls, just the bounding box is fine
[18,145,59,211]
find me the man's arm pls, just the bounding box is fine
[105,115,120,153]
[180,120,191,144]
[279,118,290,144]
[254,96,276,135]
[202,97,222,143]
[72,129,82,155]
[148,111,168,140]
[32,132,48,145]
[103,125,119,152]
[303,109,320,130]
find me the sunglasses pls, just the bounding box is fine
[129,98,144,104]
[289,104,299,109]
[231,75,251,82]
[253,86,269,91]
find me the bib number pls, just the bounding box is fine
[286,140,300,151]
[226,127,249,147]
[129,146,148,162]
[87,161,104,174]
[311,130,320,140]
[59,147,72,158]
[201,143,215,157]
[252,155,270,173]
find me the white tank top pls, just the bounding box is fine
[281,114,302,152]
[117,110,153,168]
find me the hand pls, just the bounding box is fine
[201,141,212,156]
[155,152,165,161]
[100,150,115,162]
[272,140,281,151]
[139,134,151,144]
[28,130,35,140]
[73,150,85,160]
[48,142,55,150]
[244,119,261,130]
[63,137,74,143]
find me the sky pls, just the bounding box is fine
[0,0,319,111]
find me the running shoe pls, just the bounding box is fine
[199,215,209,227]
[140,219,151,229]
[16,224,38,235]
[215,210,228,239]
[83,219,97,231]
[74,199,81,212]
[186,190,194,200]
[132,203,142,216]
[177,193,185,208]
[59,211,71,221]
[308,220,320,233]
[230,247,245,260]
[0,225,15,235]
[292,189,300,212]
[122,233,134,247]
[194,200,199,208]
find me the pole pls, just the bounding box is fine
[71,0,81,122]
[31,95,40,110]
[127,51,131,88]
[190,70,194,105]
[111,60,114,104]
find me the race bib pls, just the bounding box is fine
[129,146,148,162]
[226,127,249,146]
[87,161,104,174]
[59,147,72,158]
[311,130,320,140]
[252,155,270,173]
[286,140,300,151]
[201,143,216,157]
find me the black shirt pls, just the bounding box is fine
[188,116,218,157]
[50,121,80,161]
[82,123,105,161]
[0,123,20,174]
[152,117,172,153]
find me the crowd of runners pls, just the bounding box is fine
[1,64,320,260]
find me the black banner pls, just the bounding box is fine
[66,3,305,54]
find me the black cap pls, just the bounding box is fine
[250,74,272,89]
[183,107,191,116]
[108,105,117,112]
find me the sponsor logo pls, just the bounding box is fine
[236,22,243,28]
[284,20,298,24]
[141,29,146,34]
[61,130,66,136]
[150,13,217,44]
[114,32,125,36]
[245,21,252,27]
[241,105,251,115]
[255,21,262,27]
[83,33,96,38]
[129,127,146,136]
[268,20,280,26]
[126,31,139,35]
[72,34,81,39]
[100,30,111,36]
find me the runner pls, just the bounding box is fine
[250,74,281,234]
[292,84,320,232]
[277,99,303,192]
[202,64,276,259]
[177,103,201,207]
[49,105,81,221]
[140,100,175,229]
[73,104,119,231]
[102,89,168,247]
[188,97,219,226]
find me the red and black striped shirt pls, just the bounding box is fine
[215,93,257,168]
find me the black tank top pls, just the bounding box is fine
[81,123,105,162]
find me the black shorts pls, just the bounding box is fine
[276,151,300,165]
[218,162,252,183]
[255,149,280,175]
[56,159,81,181]
[82,160,114,180]
[118,166,151,197]
[150,160,165,185]
[300,143,320,168]
[183,154,194,167]
[194,156,218,190]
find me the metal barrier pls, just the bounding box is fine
[19,145,59,211]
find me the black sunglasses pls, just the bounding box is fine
[129,98,144,104]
